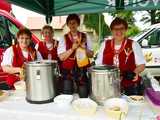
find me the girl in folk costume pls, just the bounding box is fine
[96,18,146,95]
[58,14,94,98]
[1,28,42,89]
[35,25,58,60]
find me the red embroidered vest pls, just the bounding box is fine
[103,39,141,88]
[38,41,58,60]
[6,44,36,87]
[12,44,36,67]
[61,32,86,69]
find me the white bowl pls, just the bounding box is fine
[54,94,73,107]
[72,98,98,116]
[104,98,128,119]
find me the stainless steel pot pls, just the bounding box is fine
[25,60,58,104]
[90,65,121,105]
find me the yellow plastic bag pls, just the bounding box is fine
[76,47,89,68]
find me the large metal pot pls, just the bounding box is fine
[25,60,57,104]
[90,65,121,105]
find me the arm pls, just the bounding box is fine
[86,49,94,58]
[59,48,74,61]
[2,65,21,74]
[132,41,146,81]
[1,47,21,74]
[133,41,146,74]
[53,39,59,48]
[85,35,94,58]
[95,41,106,65]
[134,64,145,75]
[132,64,145,82]
[58,37,79,61]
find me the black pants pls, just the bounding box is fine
[61,67,90,98]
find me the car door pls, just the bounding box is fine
[0,15,11,66]
[140,28,160,67]
[5,18,19,44]
[0,15,20,82]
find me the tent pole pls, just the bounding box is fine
[116,0,124,10]
[98,13,101,44]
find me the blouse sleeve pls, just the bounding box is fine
[132,41,146,65]
[1,47,13,66]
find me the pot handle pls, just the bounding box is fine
[36,70,41,80]
[55,65,61,77]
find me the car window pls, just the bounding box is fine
[6,19,35,47]
[0,16,11,48]
[6,19,19,43]
[157,29,160,43]
[141,29,160,48]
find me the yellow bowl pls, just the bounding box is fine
[105,108,126,119]
[104,98,128,119]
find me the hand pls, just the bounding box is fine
[53,40,58,48]
[72,42,79,50]
[132,74,139,82]
[16,67,22,74]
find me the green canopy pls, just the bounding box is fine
[8,0,160,23]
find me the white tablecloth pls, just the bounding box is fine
[0,91,157,120]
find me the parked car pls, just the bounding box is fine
[132,23,160,77]
[0,9,40,83]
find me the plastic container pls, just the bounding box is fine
[54,94,73,108]
[72,98,98,116]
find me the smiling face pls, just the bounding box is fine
[17,34,31,50]
[67,19,79,33]
[112,24,127,41]
[42,28,54,42]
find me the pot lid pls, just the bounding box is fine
[92,65,117,70]
[25,60,57,66]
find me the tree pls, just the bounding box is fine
[141,10,160,25]
[111,11,140,37]
[83,13,110,39]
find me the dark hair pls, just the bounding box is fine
[42,25,54,33]
[17,28,32,39]
[66,14,80,25]
[110,17,128,30]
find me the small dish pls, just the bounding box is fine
[128,95,145,103]
[54,94,73,108]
